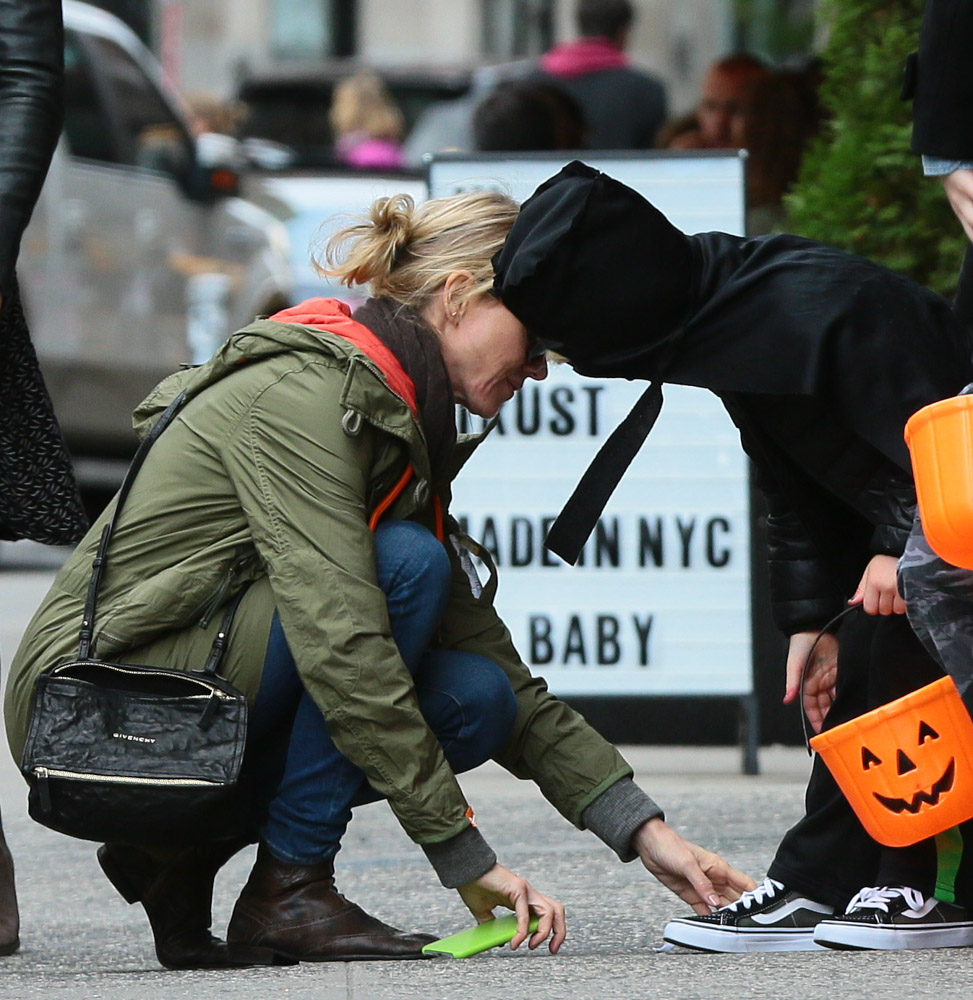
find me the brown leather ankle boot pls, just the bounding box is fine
[0,808,19,956]
[98,841,296,969]
[227,844,436,961]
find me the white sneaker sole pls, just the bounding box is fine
[814,919,973,951]
[663,919,826,953]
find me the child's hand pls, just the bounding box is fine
[784,630,837,733]
[849,554,906,615]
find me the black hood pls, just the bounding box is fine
[492,160,695,373]
[494,160,972,471]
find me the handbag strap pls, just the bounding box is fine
[77,391,240,673]
[79,392,188,658]
[201,593,245,677]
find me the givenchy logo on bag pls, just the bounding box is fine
[112,732,156,744]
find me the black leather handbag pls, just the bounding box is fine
[20,392,250,846]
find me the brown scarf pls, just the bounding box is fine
[352,296,456,487]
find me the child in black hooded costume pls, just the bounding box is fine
[492,161,973,952]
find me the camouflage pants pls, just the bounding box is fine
[898,513,973,711]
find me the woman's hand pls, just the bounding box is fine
[849,553,906,616]
[457,864,566,953]
[632,817,756,915]
[783,630,838,733]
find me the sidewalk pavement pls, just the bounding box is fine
[0,566,969,999]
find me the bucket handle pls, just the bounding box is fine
[799,603,862,754]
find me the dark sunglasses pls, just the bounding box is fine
[526,333,548,362]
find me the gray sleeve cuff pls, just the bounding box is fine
[581,777,664,863]
[421,825,497,888]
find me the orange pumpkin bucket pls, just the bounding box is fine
[810,676,973,847]
[904,393,973,569]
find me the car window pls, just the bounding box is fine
[63,29,115,161]
[83,33,194,181]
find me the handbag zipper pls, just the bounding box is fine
[32,765,222,814]
[52,662,231,698]
[33,766,221,785]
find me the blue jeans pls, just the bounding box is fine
[247,521,517,865]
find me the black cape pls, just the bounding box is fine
[492,161,972,559]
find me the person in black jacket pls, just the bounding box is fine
[904,0,973,325]
[0,0,87,545]
[492,161,973,952]
[532,0,667,150]
[0,0,88,957]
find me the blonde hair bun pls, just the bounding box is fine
[319,188,520,312]
[322,194,416,292]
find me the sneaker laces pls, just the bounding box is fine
[845,885,925,914]
[721,876,785,913]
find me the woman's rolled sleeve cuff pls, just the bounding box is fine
[581,777,664,862]
[922,155,973,176]
[421,825,497,888]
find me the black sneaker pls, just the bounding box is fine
[662,877,833,953]
[813,886,973,950]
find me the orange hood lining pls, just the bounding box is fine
[270,298,418,416]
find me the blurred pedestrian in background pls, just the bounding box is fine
[329,71,405,171]
[0,0,88,958]
[734,64,823,234]
[533,0,667,149]
[663,52,769,150]
[473,81,586,152]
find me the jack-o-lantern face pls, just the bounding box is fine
[861,720,955,815]
[810,676,973,847]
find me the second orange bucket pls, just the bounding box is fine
[810,676,973,847]
[905,393,973,569]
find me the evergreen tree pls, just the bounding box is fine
[786,0,965,295]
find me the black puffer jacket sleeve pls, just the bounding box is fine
[754,442,916,635]
[0,0,64,294]
[755,462,847,635]
[865,469,917,559]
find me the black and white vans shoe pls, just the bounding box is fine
[662,877,833,953]
[813,886,973,950]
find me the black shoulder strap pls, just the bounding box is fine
[544,382,664,565]
[77,393,187,659]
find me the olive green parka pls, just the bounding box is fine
[5,300,634,865]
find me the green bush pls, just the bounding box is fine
[785,0,966,296]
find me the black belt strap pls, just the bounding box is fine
[544,382,664,565]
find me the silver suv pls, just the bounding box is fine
[19,2,293,484]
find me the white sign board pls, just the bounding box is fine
[429,153,752,697]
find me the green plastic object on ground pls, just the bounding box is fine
[422,914,541,958]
